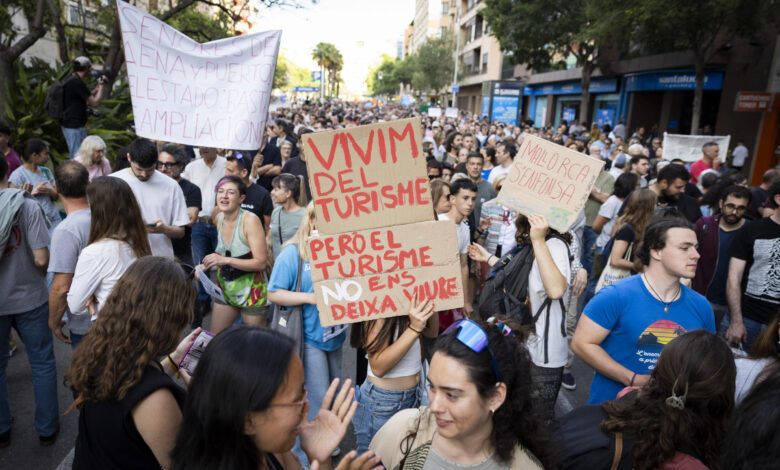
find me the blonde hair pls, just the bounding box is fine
[283,201,316,261]
[76,135,107,166]
[492,174,507,193]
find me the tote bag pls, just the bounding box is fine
[595,242,633,293]
[270,256,305,358]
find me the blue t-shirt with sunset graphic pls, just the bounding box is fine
[584,274,715,404]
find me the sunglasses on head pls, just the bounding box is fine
[442,319,509,382]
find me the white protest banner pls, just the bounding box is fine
[308,220,463,326]
[497,135,604,233]
[663,133,730,163]
[117,1,280,149]
[445,107,459,118]
[427,107,442,118]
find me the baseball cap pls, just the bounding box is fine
[614,153,628,168]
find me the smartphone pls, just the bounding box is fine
[178,330,215,376]
[146,222,157,227]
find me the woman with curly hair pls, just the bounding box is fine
[370,318,554,470]
[65,257,200,470]
[556,330,735,470]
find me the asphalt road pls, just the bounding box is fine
[1,320,594,469]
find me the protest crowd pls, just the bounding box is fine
[2,84,780,470]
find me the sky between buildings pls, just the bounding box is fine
[252,0,414,95]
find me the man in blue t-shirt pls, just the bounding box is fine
[572,216,715,404]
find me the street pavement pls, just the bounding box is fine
[1,319,594,469]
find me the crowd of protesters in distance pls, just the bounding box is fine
[1,97,778,470]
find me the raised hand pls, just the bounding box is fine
[300,378,357,464]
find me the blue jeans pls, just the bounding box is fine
[70,332,85,349]
[293,342,343,467]
[191,222,218,302]
[61,126,87,159]
[581,226,598,274]
[0,302,59,436]
[353,380,419,454]
[720,314,767,352]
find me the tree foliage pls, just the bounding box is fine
[312,41,343,97]
[365,32,453,99]
[482,0,629,121]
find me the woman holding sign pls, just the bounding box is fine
[199,175,268,333]
[267,202,348,468]
[469,213,571,425]
[349,295,439,454]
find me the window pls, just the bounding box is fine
[475,15,483,40]
[442,2,449,15]
[481,52,488,74]
[69,4,81,24]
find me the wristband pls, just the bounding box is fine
[488,255,496,264]
[168,355,179,371]
[476,228,484,235]
[408,326,423,335]
[630,372,637,386]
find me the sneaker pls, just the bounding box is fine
[561,372,576,391]
[0,429,10,448]
[39,426,59,446]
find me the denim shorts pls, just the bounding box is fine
[352,380,420,454]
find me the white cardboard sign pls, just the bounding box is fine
[117,1,281,149]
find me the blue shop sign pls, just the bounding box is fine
[491,96,520,125]
[524,78,617,96]
[293,86,319,92]
[624,70,723,92]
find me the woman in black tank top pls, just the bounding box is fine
[65,257,201,470]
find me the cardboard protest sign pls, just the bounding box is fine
[427,107,442,117]
[304,118,432,234]
[117,1,280,149]
[663,133,730,163]
[497,135,604,232]
[308,220,463,326]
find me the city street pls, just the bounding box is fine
[2,319,594,469]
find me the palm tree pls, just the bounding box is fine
[311,42,343,99]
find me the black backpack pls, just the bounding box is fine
[45,74,75,120]
[476,234,571,363]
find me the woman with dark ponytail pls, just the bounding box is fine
[269,173,308,259]
[370,318,552,469]
[9,138,61,231]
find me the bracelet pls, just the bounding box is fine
[167,355,179,371]
[488,255,496,264]
[408,326,423,335]
[476,228,484,235]
[630,372,637,386]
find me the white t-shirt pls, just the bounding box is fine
[595,195,623,249]
[734,357,773,404]
[182,156,227,218]
[438,213,469,254]
[487,164,511,184]
[526,237,571,368]
[731,144,748,167]
[67,239,138,322]
[110,169,190,259]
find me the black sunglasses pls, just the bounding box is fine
[156,161,178,169]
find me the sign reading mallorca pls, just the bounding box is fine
[304,118,431,234]
[117,1,280,149]
[497,134,604,232]
[308,221,464,326]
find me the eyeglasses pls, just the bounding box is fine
[268,388,308,414]
[156,161,177,169]
[442,319,502,382]
[722,203,747,212]
[428,174,440,180]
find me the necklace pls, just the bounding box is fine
[643,274,680,313]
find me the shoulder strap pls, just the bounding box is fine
[610,432,623,470]
[277,209,283,245]
[294,252,303,292]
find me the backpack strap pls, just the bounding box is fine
[610,432,623,470]
[532,298,553,363]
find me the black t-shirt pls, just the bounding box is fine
[73,365,186,470]
[281,156,311,201]
[271,135,298,158]
[750,186,769,215]
[256,143,282,192]
[242,183,274,232]
[62,75,91,128]
[727,217,780,324]
[172,178,201,263]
